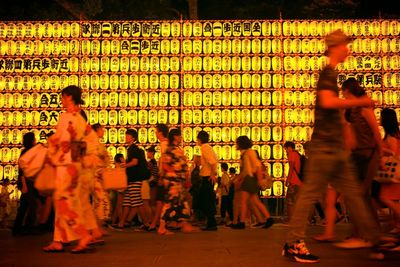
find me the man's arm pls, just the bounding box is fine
[318,90,374,109]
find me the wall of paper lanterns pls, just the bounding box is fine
[0,20,399,200]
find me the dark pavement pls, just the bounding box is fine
[1,222,399,267]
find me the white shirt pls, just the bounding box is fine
[199,143,218,176]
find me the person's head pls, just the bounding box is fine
[221,162,228,172]
[114,153,125,164]
[284,141,296,152]
[92,123,105,138]
[125,129,138,144]
[156,124,169,140]
[342,78,366,99]
[193,155,201,166]
[229,167,236,175]
[146,146,156,159]
[381,108,400,139]
[324,29,352,64]
[197,130,209,145]
[23,132,36,149]
[61,85,84,109]
[236,135,252,150]
[168,128,181,145]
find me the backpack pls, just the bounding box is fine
[294,152,307,181]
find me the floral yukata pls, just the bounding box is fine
[160,145,191,224]
[47,111,94,242]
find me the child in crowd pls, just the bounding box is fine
[110,153,125,228]
[220,163,233,225]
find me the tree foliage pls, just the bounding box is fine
[0,0,397,20]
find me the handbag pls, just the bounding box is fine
[102,168,128,190]
[18,144,48,178]
[256,165,273,191]
[374,155,400,183]
[34,163,56,196]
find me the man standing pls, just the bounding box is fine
[197,130,218,231]
[117,129,149,229]
[282,29,381,263]
[283,141,302,223]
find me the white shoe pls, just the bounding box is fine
[334,238,373,249]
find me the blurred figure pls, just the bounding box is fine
[378,108,400,234]
[219,163,233,225]
[158,129,197,235]
[282,30,381,263]
[13,132,38,236]
[117,129,149,230]
[189,155,203,223]
[110,154,125,227]
[43,85,93,253]
[197,130,218,231]
[231,136,273,230]
[91,123,111,234]
[318,78,382,245]
[148,124,169,231]
[283,141,302,223]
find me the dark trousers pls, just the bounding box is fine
[12,180,37,235]
[220,195,233,221]
[199,177,217,227]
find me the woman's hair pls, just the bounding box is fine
[61,85,84,105]
[196,130,209,144]
[342,78,366,97]
[156,124,169,138]
[114,153,124,163]
[22,132,35,149]
[236,135,252,150]
[92,123,102,132]
[126,129,138,140]
[168,128,181,144]
[381,108,400,139]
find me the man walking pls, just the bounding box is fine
[282,29,381,263]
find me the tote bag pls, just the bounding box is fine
[102,168,128,190]
[18,144,48,178]
[374,155,400,183]
[34,163,56,196]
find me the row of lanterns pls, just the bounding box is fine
[0,20,399,38]
[1,55,399,74]
[1,38,399,56]
[2,88,400,110]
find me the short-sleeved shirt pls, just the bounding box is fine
[346,107,376,150]
[287,150,302,186]
[126,143,147,182]
[311,65,343,147]
[199,144,218,177]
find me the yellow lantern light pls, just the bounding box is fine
[138,110,148,125]
[192,56,201,71]
[139,92,149,107]
[192,109,202,124]
[118,110,128,125]
[168,110,179,124]
[221,109,231,124]
[202,90,212,106]
[221,56,231,71]
[203,109,212,124]
[221,127,230,142]
[221,39,231,54]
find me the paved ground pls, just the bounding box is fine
[1,222,399,267]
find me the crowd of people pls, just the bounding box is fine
[5,28,400,263]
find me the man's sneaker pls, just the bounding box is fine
[262,218,274,229]
[334,238,373,249]
[282,240,320,263]
[250,222,265,228]
[230,222,245,229]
